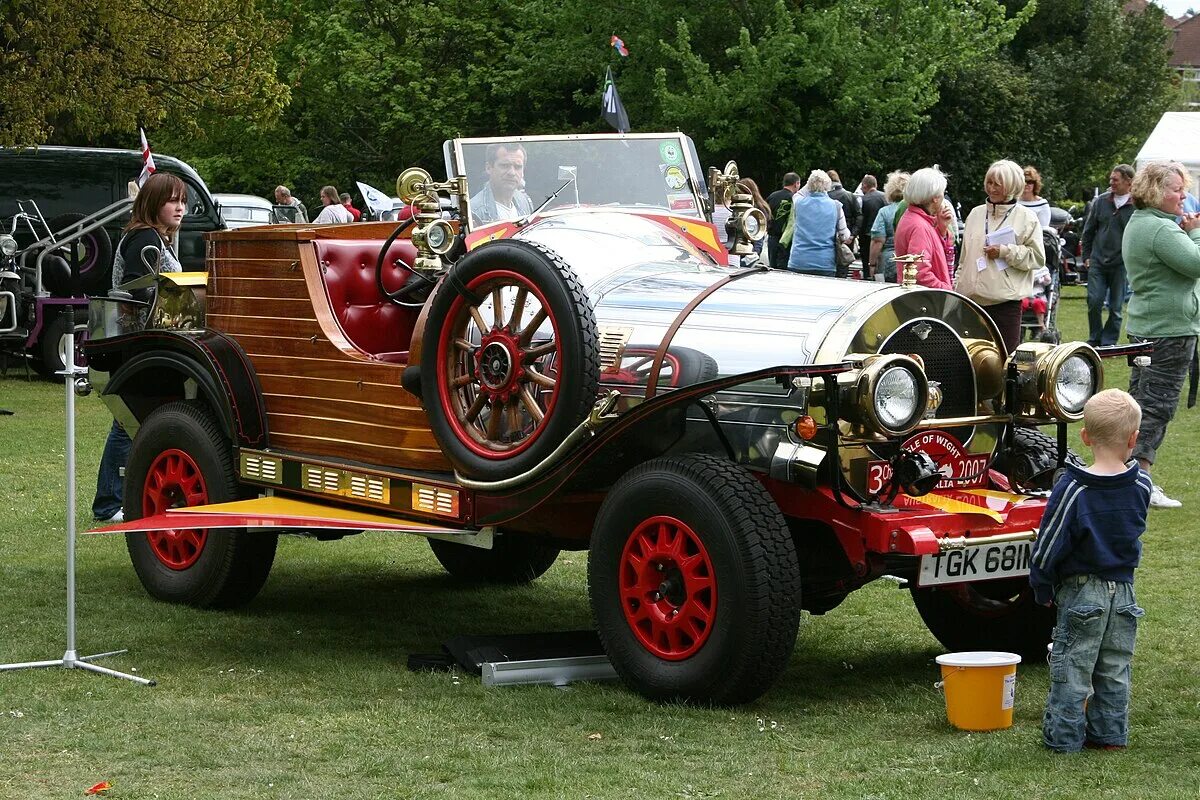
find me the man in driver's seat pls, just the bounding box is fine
[470,143,533,225]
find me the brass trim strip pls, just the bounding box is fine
[938,530,1037,551]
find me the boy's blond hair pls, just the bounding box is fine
[1083,389,1141,448]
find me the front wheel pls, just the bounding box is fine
[123,401,277,608]
[910,577,1055,659]
[588,454,801,704]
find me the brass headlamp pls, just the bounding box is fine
[1009,341,1103,421]
[844,353,929,437]
[707,161,763,256]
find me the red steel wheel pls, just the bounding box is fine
[124,401,277,608]
[142,448,209,570]
[420,239,599,480]
[619,516,717,660]
[588,454,801,704]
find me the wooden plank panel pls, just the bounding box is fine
[209,314,322,340]
[230,332,383,362]
[251,354,407,385]
[262,392,429,428]
[210,275,310,300]
[258,373,421,409]
[208,295,315,320]
[209,260,304,280]
[266,411,439,449]
[210,238,308,259]
[267,430,450,472]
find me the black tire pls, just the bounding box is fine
[910,578,1055,659]
[604,345,719,389]
[993,427,1084,491]
[46,212,113,296]
[36,313,71,380]
[588,454,801,704]
[428,534,559,584]
[123,401,276,608]
[420,239,600,480]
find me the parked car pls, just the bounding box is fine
[85,133,1135,705]
[0,147,223,376]
[214,193,277,229]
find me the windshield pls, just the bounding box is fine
[447,134,708,229]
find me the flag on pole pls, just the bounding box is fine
[356,181,395,217]
[137,128,156,187]
[610,35,629,57]
[602,66,630,134]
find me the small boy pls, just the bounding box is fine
[1030,388,1150,753]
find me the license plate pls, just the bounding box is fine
[917,540,1033,587]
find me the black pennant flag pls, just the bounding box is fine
[602,66,630,134]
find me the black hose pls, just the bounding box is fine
[374,217,418,300]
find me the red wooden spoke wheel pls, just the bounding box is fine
[420,239,599,481]
[436,270,562,459]
[619,515,717,660]
[142,448,210,570]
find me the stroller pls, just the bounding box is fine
[1020,228,1061,344]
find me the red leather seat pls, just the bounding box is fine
[315,239,420,363]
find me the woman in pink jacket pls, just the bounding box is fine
[894,167,954,289]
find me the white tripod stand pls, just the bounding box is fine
[0,307,154,686]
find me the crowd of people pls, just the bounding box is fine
[758,157,1200,509]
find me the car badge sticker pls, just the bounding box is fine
[663,165,687,191]
[912,321,932,341]
[659,141,682,165]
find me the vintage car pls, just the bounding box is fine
[84,133,1137,705]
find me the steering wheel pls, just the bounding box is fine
[374,218,429,307]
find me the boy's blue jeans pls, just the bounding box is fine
[1044,574,1144,751]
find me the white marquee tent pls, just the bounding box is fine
[1136,112,1200,197]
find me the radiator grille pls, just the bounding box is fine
[881,320,976,419]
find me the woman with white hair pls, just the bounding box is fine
[894,167,953,289]
[956,159,1046,352]
[786,169,852,276]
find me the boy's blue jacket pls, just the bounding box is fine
[1028,462,1150,606]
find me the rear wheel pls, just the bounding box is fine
[910,577,1055,659]
[428,534,559,584]
[588,454,801,704]
[124,401,276,608]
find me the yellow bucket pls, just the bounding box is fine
[935,651,1022,731]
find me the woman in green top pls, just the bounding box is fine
[1122,161,1200,508]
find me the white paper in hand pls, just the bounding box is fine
[985,225,1017,271]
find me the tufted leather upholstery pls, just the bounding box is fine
[315,239,421,363]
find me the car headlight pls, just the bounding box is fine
[1011,341,1103,421]
[738,208,768,242]
[0,235,16,257]
[855,354,928,436]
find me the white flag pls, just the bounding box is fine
[138,127,157,187]
[356,181,395,216]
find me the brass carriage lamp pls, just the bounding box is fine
[396,168,465,277]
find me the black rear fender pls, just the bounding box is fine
[87,330,268,448]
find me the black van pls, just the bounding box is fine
[0,147,223,377]
[0,146,224,273]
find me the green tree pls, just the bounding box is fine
[0,0,288,147]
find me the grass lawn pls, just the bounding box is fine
[2,286,1198,799]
